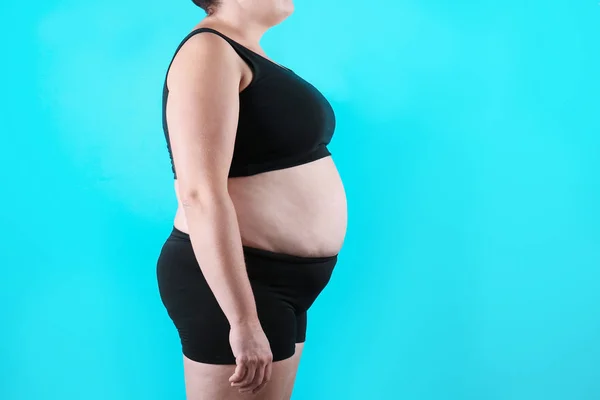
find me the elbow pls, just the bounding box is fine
[178,184,229,210]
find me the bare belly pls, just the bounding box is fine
[172,156,347,257]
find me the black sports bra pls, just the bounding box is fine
[162,27,336,178]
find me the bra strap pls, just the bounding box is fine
[164,27,260,90]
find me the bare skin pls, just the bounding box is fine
[174,155,347,257]
[164,1,347,398]
[183,344,304,400]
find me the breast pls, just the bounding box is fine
[230,69,336,176]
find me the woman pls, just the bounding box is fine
[156,0,348,398]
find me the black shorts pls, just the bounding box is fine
[156,226,338,365]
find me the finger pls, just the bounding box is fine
[229,363,247,385]
[237,361,256,389]
[231,360,254,387]
[251,363,270,394]
[241,362,265,393]
[264,360,272,383]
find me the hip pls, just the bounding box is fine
[156,225,338,313]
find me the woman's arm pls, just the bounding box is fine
[166,32,258,327]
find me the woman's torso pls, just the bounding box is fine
[168,24,347,257]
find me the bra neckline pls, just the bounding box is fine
[189,27,294,74]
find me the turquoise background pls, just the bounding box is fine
[1,0,599,399]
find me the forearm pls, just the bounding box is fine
[182,192,259,327]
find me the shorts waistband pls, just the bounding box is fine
[169,225,338,264]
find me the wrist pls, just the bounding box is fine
[230,315,261,329]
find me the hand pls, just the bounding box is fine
[228,321,273,394]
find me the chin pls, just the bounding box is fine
[262,0,294,26]
[276,0,294,19]
[268,12,293,26]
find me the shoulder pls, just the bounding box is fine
[167,29,242,89]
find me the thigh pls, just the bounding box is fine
[283,343,304,400]
[183,343,304,400]
[157,237,299,364]
[295,311,307,344]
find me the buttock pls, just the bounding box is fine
[156,226,337,365]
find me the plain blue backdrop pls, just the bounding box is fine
[1,0,599,399]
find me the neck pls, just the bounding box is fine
[204,10,270,46]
